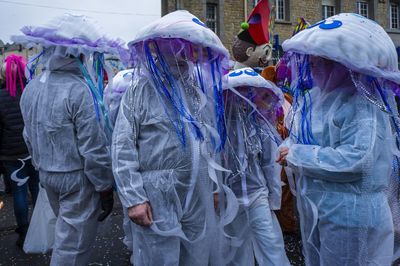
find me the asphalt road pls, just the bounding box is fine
[0,191,131,266]
[2,188,399,266]
[0,189,307,266]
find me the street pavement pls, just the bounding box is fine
[3,179,397,266]
[0,186,306,266]
[0,190,131,266]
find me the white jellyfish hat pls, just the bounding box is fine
[11,13,124,56]
[111,69,133,91]
[128,10,229,61]
[104,69,133,106]
[11,14,127,137]
[126,10,230,151]
[104,68,133,110]
[283,13,400,84]
[226,67,284,106]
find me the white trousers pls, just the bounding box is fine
[40,170,100,266]
[227,193,290,266]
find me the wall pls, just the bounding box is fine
[162,0,400,55]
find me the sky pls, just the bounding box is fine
[0,0,161,44]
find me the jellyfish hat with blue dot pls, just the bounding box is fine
[276,13,400,265]
[112,10,239,266]
[221,67,291,265]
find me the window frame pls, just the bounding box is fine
[391,2,399,29]
[357,1,369,18]
[275,0,285,21]
[322,4,336,19]
[206,3,219,34]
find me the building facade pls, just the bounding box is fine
[162,0,400,57]
[0,42,36,63]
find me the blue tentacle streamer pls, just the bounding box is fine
[143,41,204,147]
[77,56,113,133]
[208,48,226,151]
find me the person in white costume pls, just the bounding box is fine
[112,10,237,266]
[276,13,400,266]
[12,14,125,266]
[104,69,134,257]
[222,67,290,266]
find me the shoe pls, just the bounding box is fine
[15,225,28,249]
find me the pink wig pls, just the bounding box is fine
[4,54,27,97]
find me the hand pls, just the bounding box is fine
[128,202,153,227]
[213,193,219,212]
[98,188,114,222]
[276,147,289,166]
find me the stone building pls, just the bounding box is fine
[0,41,36,63]
[0,42,41,76]
[162,0,400,57]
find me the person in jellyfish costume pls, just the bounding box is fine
[276,13,400,266]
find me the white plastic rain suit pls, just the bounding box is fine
[223,69,289,266]
[20,55,113,266]
[282,69,395,266]
[223,112,290,266]
[112,75,222,265]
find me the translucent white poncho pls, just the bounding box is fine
[221,68,290,265]
[112,10,238,266]
[280,13,400,265]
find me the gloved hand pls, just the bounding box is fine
[98,188,114,222]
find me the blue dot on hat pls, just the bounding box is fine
[244,69,258,76]
[229,70,243,77]
[192,18,207,28]
[319,20,342,30]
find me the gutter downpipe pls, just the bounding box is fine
[244,0,248,21]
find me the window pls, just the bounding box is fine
[357,1,368,18]
[274,0,290,22]
[322,5,335,18]
[276,0,285,20]
[391,3,399,29]
[322,0,336,19]
[206,3,218,33]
